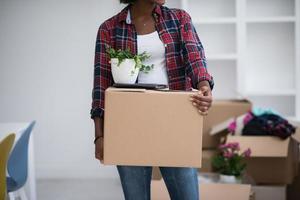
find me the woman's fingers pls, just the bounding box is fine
[190,98,209,112]
[95,137,104,163]
[190,97,210,107]
[190,91,213,115]
[192,93,212,103]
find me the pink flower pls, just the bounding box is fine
[219,142,240,151]
[228,120,237,133]
[227,142,240,151]
[242,148,251,157]
[223,151,234,158]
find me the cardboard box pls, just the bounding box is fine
[252,185,286,200]
[198,149,217,173]
[200,183,252,200]
[211,117,300,184]
[103,88,203,167]
[203,100,251,148]
[151,180,252,200]
[226,134,300,184]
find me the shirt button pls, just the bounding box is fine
[164,44,167,48]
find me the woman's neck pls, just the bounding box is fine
[131,1,156,18]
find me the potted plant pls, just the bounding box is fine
[106,47,154,84]
[212,142,251,184]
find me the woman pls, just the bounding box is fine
[91,0,214,199]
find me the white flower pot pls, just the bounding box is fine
[111,58,139,84]
[219,174,242,184]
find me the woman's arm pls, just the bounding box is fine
[91,23,112,162]
[94,117,104,162]
[179,10,214,115]
[180,10,214,91]
[94,117,104,138]
[90,23,113,119]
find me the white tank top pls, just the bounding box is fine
[137,31,169,86]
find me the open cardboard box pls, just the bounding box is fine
[151,180,252,200]
[103,87,203,167]
[202,99,251,148]
[211,117,300,184]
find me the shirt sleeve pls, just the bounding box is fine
[90,23,113,119]
[180,11,214,90]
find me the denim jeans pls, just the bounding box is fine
[117,165,199,200]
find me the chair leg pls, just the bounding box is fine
[19,188,28,200]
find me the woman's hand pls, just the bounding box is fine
[94,117,104,163]
[95,136,104,163]
[190,81,213,116]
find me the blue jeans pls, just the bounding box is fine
[117,165,199,200]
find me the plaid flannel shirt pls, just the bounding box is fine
[90,4,214,119]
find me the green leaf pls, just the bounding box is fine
[106,47,154,72]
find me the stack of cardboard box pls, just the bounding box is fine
[211,116,300,200]
[102,87,300,199]
[199,99,252,173]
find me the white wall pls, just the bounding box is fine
[0,0,124,179]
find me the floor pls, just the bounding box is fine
[36,174,214,200]
[37,178,125,200]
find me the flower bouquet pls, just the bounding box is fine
[212,142,251,183]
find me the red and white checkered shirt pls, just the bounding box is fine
[91,4,214,119]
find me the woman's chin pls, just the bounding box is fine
[154,0,166,6]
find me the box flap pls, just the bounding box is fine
[106,87,197,95]
[226,135,290,157]
[203,99,252,148]
[286,119,300,143]
[210,118,234,136]
[292,128,300,143]
[106,87,147,92]
[213,99,251,104]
